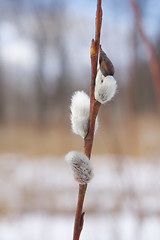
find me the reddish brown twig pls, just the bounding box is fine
[131,0,160,112]
[73,1,102,240]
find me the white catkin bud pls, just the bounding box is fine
[65,151,93,184]
[70,91,98,138]
[94,69,117,104]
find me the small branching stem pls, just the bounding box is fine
[73,1,102,239]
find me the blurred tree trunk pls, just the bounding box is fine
[35,41,47,125]
[126,23,138,114]
[54,41,70,108]
[0,77,5,123]
[0,58,5,124]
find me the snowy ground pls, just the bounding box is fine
[0,213,160,240]
[0,153,160,240]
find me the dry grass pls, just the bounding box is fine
[0,114,159,157]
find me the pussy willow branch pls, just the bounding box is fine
[131,0,160,112]
[73,1,102,240]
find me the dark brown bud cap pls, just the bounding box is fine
[99,48,114,76]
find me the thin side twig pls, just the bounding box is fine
[131,0,160,112]
[73,1,102,240]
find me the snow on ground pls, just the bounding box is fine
[0,213,160,240]
[0,153,160,240]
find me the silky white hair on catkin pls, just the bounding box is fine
[70,91,98,138]
[94,69,117,104]
[65,151,93,184]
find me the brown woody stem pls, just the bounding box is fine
[73,1,102,240]
[73,184,87,240]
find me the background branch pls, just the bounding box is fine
[131,0,160,112]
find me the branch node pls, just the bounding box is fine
[80,212,85,229]
[90,39,96,57]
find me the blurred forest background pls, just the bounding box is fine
[0,1,160,239]
[0,0,160,156]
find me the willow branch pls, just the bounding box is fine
[73,1,102,240]
[131,0,160,112]
[85,0,102,159]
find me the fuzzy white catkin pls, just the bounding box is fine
[94,69,117,104]
[65,151,93,184]
[70,91,98,138]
